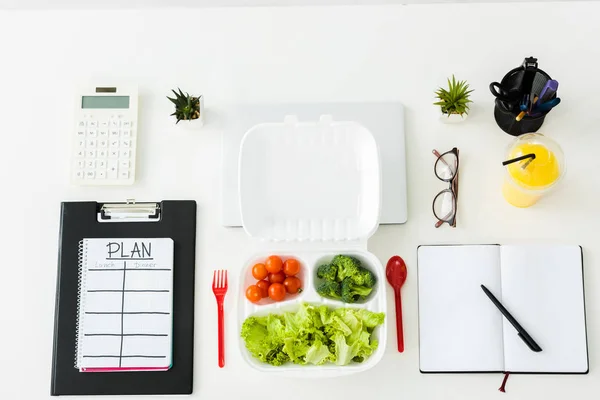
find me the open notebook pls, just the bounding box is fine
[417,244,588,374]
[75,238,174,372]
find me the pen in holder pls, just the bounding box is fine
[490,57,557,136]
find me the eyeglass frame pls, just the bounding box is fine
[432,147,460,228]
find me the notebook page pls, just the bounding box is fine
[418,245,505,372]
[76,238,174,372]
[501,245,588,373]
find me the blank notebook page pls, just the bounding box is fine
[76,238,174,372]
[500,245,588,373]
[418,245,505,372]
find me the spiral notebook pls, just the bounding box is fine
[76,238,174,372]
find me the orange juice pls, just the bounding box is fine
[502,134,565,207]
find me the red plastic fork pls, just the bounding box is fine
[212,269,228,368]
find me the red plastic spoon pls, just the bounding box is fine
[386,255,408,352]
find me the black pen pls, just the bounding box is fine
[480,284,542,352]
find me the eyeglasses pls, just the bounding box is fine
[432,147,459,228]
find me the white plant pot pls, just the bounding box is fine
[440,112,468,124]
[173,95,205,130]
[175,117,204,130]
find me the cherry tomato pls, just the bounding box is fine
[265,255,283,273]
[283,258,301,276]
[283,276,302,294]
[252,263,268,280]
[245,285,262,303]
[269,271,286,284]
[256,279,270,298]
[268,283,286,301]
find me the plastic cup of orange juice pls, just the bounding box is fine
[502,133,565,207]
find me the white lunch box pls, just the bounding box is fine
[237,115,386,377]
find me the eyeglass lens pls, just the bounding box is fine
[435,151,458,181]
[433,189,456,222]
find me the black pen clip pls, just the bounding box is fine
[518,332,543,352]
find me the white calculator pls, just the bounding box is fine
[71,85,138,185]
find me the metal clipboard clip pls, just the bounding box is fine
[98,199,161,222]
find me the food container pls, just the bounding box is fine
[237,115,387,377]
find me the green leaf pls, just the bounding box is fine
[434,75,473,114]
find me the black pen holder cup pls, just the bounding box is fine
[493,68,553,136]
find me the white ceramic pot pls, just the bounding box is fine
[439,112,468,124]
[175,117,204,130]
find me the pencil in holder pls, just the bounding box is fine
[491,57,555,136]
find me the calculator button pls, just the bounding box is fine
[76,150,85,158]
[76,160,85,169]
[109,150,119,158]
[86,139,97,148]
[87,129,98,138]
[119,170,130,180]
[97,159,107,169]
[86,150,96,158]
[98,139,108,148]
[97,149,107,158]
[75,170,84,179]
[77,120,86,128]
[122,121,131,128]
[77,140,86,148]
[88,121,98,129]
[99,121,109,129]
[120,149,130,158]
[98,129,108,138]
[85,170,95,179]
[121,139,131,148]
[109,139,119,148]
[110,129,120,137]
[97,170,107,179]
[108,160,118,169]
[121,129,131,137]
[76,129,86,137]
[119,160,129,169]
[110,119,120,128]
[86,160,96,169]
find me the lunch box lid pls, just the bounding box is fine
[239,116,381,242]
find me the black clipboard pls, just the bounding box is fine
[51,200,197,396]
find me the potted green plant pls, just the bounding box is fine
[167,88,204,128]
[434,75,473,123]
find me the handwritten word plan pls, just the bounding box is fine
[75,238,174,372]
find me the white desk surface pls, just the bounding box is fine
[1,2,600,399]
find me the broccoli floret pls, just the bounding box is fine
[316,263,338,281]
[316,281,342,300]
[332,255,361,281]
[341,277,373,303]
[351,266,376,288]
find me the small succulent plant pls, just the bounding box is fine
[434,75,473,116]
[167,88,201,123]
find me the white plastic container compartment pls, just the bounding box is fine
[237,116,387,377]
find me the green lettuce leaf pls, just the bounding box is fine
[305,340,333,365]
[333,332,360,365]
[240,303,384,367]
[354,309,385,328]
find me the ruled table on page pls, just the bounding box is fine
[76,238,174,372]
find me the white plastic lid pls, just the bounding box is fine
[239,116,381,242]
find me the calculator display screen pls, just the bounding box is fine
[81,96,130,109]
